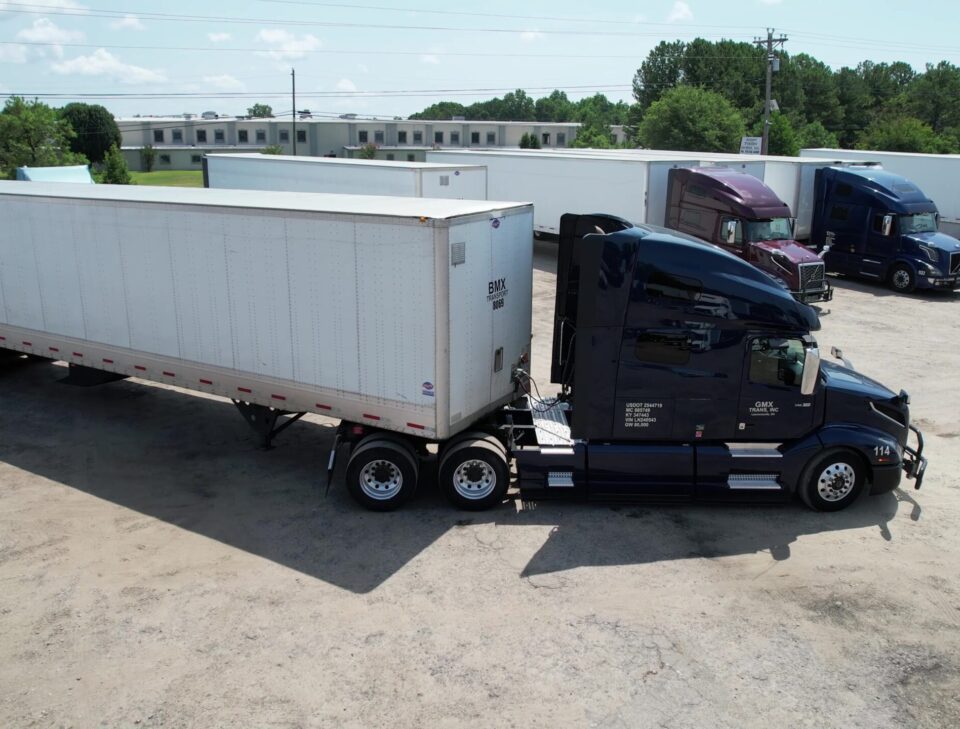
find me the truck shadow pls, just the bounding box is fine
[828,274,960,303]
[0,358,910,594]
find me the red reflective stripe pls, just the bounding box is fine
[407,422,425,430]
[103,358,114,364]
[362,413,381,421]
[238,387,252,394]
[316,403,332,411]
[72,352,83,358]
[49,347,59,352]
[271,394,286,401]
[162,371,175,377]
[134,365,147,371]
[22,341,32,346]
[199,378,213,385]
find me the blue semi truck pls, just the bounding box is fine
[813,166,960,292]
[336,213,927,513]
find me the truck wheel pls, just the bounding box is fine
[800,450,866,512]
[889,264,916,293]
[345,437,419,511]
[438,436,509,511]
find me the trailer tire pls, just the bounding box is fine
[438,436,509,511]
[889,263,916,293]
[799,450,866,512]
[345,437,419,511]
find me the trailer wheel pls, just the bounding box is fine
[438,436,509,511]
[889,263,916,293]
[345,437,419,511]
[800,450,866,512]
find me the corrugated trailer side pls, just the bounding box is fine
[0,183,532,442]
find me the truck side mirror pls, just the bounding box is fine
[725,220,738,245]
[801,347,820,396]
[882,214,894,237]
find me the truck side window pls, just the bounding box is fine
[635,331,690,365]
[688,184,707,198]
[749,338,805,387]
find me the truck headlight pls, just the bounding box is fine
[919,244,939,263]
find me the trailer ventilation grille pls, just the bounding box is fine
[800,262,826,289]
[451,241,466,266]
[951,251,960,275]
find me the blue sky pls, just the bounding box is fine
[1,1,957,119]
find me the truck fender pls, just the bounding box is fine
[815,424,903,481]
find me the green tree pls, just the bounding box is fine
[906,61,960,132]
[528,133,541,149]
[260,144,284,154]
[752,113,799,156]
[798,121,839,150]
[59,103,121,165]
[100,144,131,184]
[856,117,943,153]
[247,103,274,118]
[409,101,467,120]
[790,53,843,129]
[357,142,378,159]
[834,67,873,147]
[500,89,535,121]
[632,40,686,112]
[637,86,745,152]
[535,90,574,122]
[0,96,87,177]
[140,144,157,172]
[518,132,531,149]
[682,39,763,111]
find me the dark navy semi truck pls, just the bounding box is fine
[337,213,927,513]
[814,166,960,292]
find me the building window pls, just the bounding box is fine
[256,129,266,143]
[196,130,207,143]
[435,131,444,144]
[191,155,201,164]
[238,130,248,143]
[297,129,306,143]
[450,131,460,145]
[486,132,496,144]
[386,153,395,160]
[542,133,551,145]
[407,154,415,161]
[159,154,171,164]
[471,131,480,144]
[413,131,423,144]
[398,131,408,144]
[172,129,183,143]
[153,129,164,143]
[557,132,566,146]
[374,130,384,144]
[279,129,289,142]
[358,130,368,143]
[214,129,225,143]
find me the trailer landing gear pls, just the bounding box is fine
[232,400,305,449]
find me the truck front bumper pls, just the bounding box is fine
[920,274,960,289]
[795,282,833,304]
[902,424,927,490]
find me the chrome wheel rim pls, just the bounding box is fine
[359,459,403,500]
[817,462,856,502]
[892,269,912,289]
[452,459,497,500]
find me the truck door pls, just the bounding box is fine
[862,211,896,278]
[737,336,816,440]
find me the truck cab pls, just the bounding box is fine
[666,167,832,304]
[813,166,960,292]
[505,214,925,512]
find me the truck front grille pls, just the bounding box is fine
[800,262,826,290]
[951,251,960,275]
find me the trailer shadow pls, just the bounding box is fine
[0,358,911,594]
[828,274,960,303]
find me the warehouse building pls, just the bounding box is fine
[118,116,628,171]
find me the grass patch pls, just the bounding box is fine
[129,170,204,187]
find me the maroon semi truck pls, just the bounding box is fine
[666,166,833,303]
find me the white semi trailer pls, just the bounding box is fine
[801,148,960,238]
[203,153,488,200]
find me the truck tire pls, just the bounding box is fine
[799,450,866,512]
[438,436,509,511]
[889,263,916,293]
[345,437,419,511]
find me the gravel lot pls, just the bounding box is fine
[1,240,958,728]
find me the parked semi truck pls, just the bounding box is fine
[428,150,833,303]
[203,153,488,200]
[0,183,926,512]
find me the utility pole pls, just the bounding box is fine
[754,28,787,155]
[291,67,297,155]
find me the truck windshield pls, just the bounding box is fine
[899,213,938,234]
[745,218,794,242]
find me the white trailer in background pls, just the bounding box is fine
[0,182,532,449]
[801,148,960,238]
[203,153,488,200]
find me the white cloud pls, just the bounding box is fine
[109,15,145,31]
[0,44,29,64]
[520,30,543,42]
[207,32,231,43]
[15,18,84,59]
[420,54,440,65]
[51,48,166,84]
[203,74,244,91]
[255,29,321,61]
[336,78,357,92]
[666,1,693,22]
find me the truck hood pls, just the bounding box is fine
[821,360,909,443]
[821,360,895,400]
[751,239,821,264]
[905,231,960,252]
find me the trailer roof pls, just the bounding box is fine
[0,181,528,220]
[205,153,486,172]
